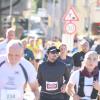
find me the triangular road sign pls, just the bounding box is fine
[63,6,79,21]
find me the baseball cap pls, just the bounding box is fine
[47,46,60,54]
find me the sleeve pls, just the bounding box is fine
[72,53,77,66]
[37,64,43,85]
[72,53,80,67]
[68,71,79,86]
[71,58,74,67]
[21,58,37,83]
[68,57,74,69]
[63,65,70,84]
[27,63,37,83]
[98,61,100,70]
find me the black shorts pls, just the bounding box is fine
[40,92,65,100]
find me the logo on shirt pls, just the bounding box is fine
[14,71,19,74]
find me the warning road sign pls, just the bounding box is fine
[63,6,79,21]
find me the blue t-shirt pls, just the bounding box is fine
[58,56,74,73]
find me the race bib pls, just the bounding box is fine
[46,81,58,91]
[0,89,20,100]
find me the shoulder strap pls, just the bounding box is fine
[0,61,28,84]
[78,71,99,99]
[91,72,99,99]
[77,71,85,97]
[19,63,28,83]
[0,61,5,67]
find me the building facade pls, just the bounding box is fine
[42,0,100,39]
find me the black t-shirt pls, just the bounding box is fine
[73,51,85,67]
[37,60,69,93]
[98,61,100,69]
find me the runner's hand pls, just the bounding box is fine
[61,84,66,93]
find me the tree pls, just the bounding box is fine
[37,0,42,9]
[32,0,37,13]
[32,0,42,12]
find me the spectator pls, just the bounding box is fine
[0,28,16,55]
[66,51,100,100]
[0,40,39,100]
[37,46,70,100]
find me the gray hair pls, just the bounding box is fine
[6,39,23,54]
[84,50,98,61]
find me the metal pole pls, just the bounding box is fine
[0,0,2,37]
[9,0,13,17]
[42,0,45,8]
[52,0,55,39]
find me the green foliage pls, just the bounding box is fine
[37,0,42,8]
[32,0,37,12]
[32,0,42,12]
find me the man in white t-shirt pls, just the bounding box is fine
[0,40,39,100]
[66,51,100,100]
[0,28,16,55]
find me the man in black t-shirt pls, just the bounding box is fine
[73,39,90,70]
[37,46,69,100]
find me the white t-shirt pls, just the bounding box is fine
[0,55,37,100]
[69,69,100,100]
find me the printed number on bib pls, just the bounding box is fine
[1,89,20,100]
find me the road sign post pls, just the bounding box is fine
[63,6,79,34]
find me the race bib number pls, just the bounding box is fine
[0,89,20,100]
[46,81,58,91]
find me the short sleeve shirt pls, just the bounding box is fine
[69,70,100,100]
[0,55,37,99]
